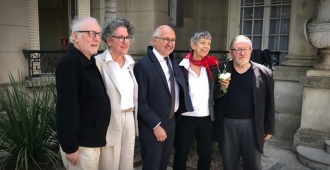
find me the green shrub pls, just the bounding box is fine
[0,74,60,170]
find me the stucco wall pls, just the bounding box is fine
[110,0,228,55]
[174,0,228,51]
[0,0,30,83]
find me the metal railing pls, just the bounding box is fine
[23,50,65,79]
[23,49,280,80]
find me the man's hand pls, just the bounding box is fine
[264,134,272,141]
[66,150,80,165]
[154,125,167,142]
[220,78,231,89]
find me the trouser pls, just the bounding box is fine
[60,146,101,170]
[99,111,135,170]
[173,116,213,170]
[140,117,176,170]
[218,118,261,170]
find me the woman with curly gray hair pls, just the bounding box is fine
[95,17,138,170]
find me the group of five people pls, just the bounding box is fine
[56,16,275,170]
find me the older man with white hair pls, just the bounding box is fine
[56,16,111,170]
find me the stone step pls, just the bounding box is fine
[326,140,330,154]
[297,145,330,170]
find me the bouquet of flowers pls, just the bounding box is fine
[218,64,231,93]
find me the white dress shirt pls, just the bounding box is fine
[179,58,210,117]
[152,48,179,112]
[105,52,134,110]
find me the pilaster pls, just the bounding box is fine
[273,0,319,141]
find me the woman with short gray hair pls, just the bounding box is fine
[173,30,229,170]
[95,17,138,170]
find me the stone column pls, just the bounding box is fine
[293,0,330,150]
[105,0,117,21]
[126,0,169,55]
[273,0,319,141]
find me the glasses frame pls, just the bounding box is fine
[154,37,176,44]
[230,48,251,53]
[76,31,102,38]
[110,35,133,43]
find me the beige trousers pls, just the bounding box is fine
[99,112,136,170]
[60,146,101,170]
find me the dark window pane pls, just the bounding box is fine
[255,0,264,4]
[254,7,264,19]
[270,6,280,18]
[243,21,252,34]
[269,20,280,34]
[252,36,262,49]
[244,0,254,4]
[253,20,263,34]
[244,8,253,19]
[280,36,289,51]
[281,6,290,19]
[269,36,279,50]
[280,19,290,34]
[271,0,281,4]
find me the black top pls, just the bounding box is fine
[224,66,254,119]
[214,60,275,153]
[56,43,111,153]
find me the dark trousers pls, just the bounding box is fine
[173,116,213,170]
[140,117,175,170]
[217,118,261,170]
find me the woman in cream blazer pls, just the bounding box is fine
[95,17,138,170]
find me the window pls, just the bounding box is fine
[240,0,291,63]
[68,0,77,32]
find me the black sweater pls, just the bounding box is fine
[56,44,111,153]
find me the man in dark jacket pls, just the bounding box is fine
[56,16,110,170]
[134,25,193,170]
[214,35,275,170]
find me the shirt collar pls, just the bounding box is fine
[105,49,135,66]
[179,58,190,69]
[152,48,167,61]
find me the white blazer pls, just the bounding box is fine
[95,49,139,146]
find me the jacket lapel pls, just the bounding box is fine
[149,50,171,93]
[101,52,121,94]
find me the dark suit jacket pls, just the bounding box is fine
[134,46,194,133]
[214,60,275,153]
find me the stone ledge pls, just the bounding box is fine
[293,128,330,152]
[326,140,330,154]
[25,76,56,88]
[273,66,310,81]
[300,76,330,89]
[297,146,330,170]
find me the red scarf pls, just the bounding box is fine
[184,52,220,80]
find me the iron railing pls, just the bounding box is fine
[23,49,281,80]
[23,50,65,79]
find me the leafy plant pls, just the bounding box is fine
[0,73,60,170]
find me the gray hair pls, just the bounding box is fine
[101,17,134,43]
[190,30,212,45]
[151,25,174,44]
[69,16,99,43]
[230,35,252,49]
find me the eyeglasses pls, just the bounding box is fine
[111,35,133,43]
[231,48,251,53]
[76,31,102,38]
[155,37,176,44]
